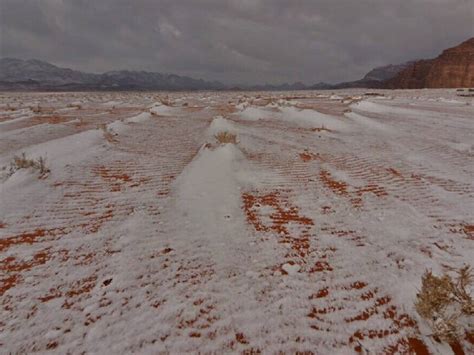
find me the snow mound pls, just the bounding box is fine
[235,101,250,111]
[278,106,347,131]
[125,112,151,123]
[4,129,104,171]
[208,116,237,136]
[238,106,274,121]
[106,120,129,134]
[351,100,395,114]
[149,103,180,116]
[236,104,346,130]
[345,111,392,132]
[170,144,249,257]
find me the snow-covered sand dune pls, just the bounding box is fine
[0,90,473,354]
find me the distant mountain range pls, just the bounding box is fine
[0,58,226,91]
[0,57,409,91]
[1,38,472,91]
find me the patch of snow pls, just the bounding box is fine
[207,116,237,137]
[149,103,181,116]
[125,112,151,123]
[345,111,392,132]
[282,263,300,275]
[278,106,347,130]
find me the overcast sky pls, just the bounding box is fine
[1,0,473,84]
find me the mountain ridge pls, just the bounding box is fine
[1,38,473,91]
[0,57,407,91]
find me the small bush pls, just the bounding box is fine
[159,97,173,106]
[29,105,54,114]
[97,124,117,143]
[30,105,42,114]
[214,131,237,144]
[415,266,473,342]
[312,125,332,133]
[8,153,50,178]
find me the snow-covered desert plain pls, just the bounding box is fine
[0,89,473,354]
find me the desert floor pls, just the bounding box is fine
[1,89,473,354]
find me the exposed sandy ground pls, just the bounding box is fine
[0,89,473,354]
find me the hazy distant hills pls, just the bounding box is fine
[0,57,412,92]
[0,58,98,85]
[1,38,472,91]
[0,58,226,91]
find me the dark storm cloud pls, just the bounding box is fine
[1,0,473,84]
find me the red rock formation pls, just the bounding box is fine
[387,38,474,88]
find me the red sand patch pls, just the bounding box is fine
[93,166,132,191]
[442,223,474,240]
[321,227,365,247]
[79,205,115,234]
[305,277,426,353]
[319,169,388,207]
[310,287,329,299]
[242,191,313,236]
[383,337,430,355]
[175,296,218,335]
[242,191,324,274]
[65,275,97,298]
[60,275,98,309]
[299,151,324,162]
[351,184,388,207]
[320,170,348,195]
[39,288,63,303]
[347,296,420,351]
[309,261,333,273]
[1,250,51,273]
[236,333,249,344]
[242,191,314,260]
[463,224,474,239]
[0,274,20,296]
[0,228,66,252]
[387,167,403,178]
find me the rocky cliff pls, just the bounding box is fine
[387,38,474,88]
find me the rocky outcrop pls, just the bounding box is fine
[387,38,474,88]
[363,62,416,82]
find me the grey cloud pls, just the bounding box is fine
[1,0,473,84]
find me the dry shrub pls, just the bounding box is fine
[415,266,473,342]
[30,105,42,113]
[8,153,50,178]
[214,131,237,144]
[312,125,332,133]
[97,124,117,143]
[159,97,173,106]
[30,105,54,114]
